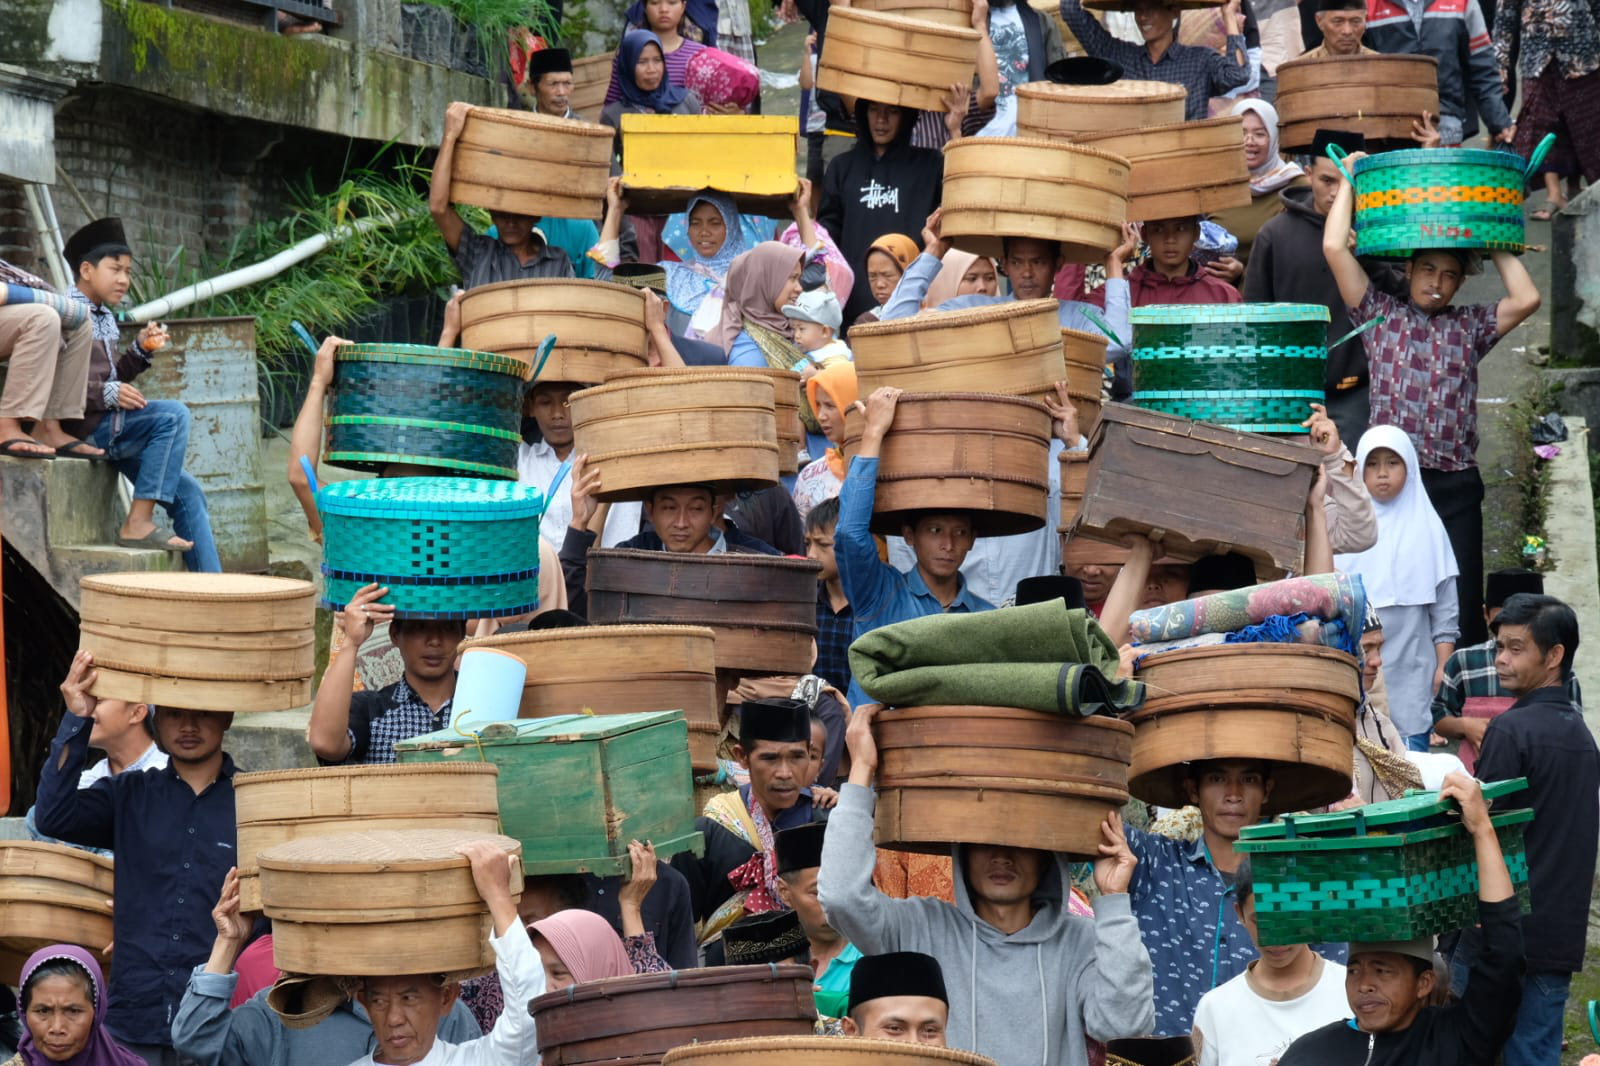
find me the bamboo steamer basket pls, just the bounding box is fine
[0,842,115,985]
[586,550,822,676]
[449,106,613,221]
[850,299,1065,400]
[532,965,818,1065]
[817,7,981,112]
[1063,326,1107,438]
[1061,535,1130,569]
[873,706,1133,857]
[941,137,1131,262]
[1130,644,1360,814]
[234,763,502,912]
[459,279,648,385]
[569,51,616,122]
[664,1037,998,1065]
[856,0,974,26]
[78,573,316,712]
[458,625,723,772]
[1059,450,1090,530]
[841,392,1054,537]
[1015,80,1187,139]
[569,373,780,502]
[1073,117,1251,222]
[259,829,522,977]
[606,367,804,476]
[1276,54,1440,150]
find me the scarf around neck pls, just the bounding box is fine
[662,191,751,316]
[617,29,689,112]
[17,946,144,1066]
[710,241,803,353]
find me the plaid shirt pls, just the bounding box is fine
[1430,637,1584,721]
[814,586,854,696]
[323,676,454,765]
[0,259,52,290]
[1058,0,1250,119]
[1358,286,1501,472]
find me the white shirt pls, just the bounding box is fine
[80,742,167,788]
[345,920,545,1066]
[517,438,642,549]
[1193,956,1349,1066]
[976,3,1026,137]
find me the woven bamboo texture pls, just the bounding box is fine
[450,107,613,221]
[0,842,114,986]
[1059,450,1090,531]
[816,7,982,112]
[1350,146,1531,255]
[1084,0,1222,9]
[1073,117,1251,222]
[259,829,520,976]
[1060,533,1131,569]
[569,52,614,121]
[606,366,804,475]
[586,550,821,675]
[619,114,801,216]
[459,279,649,385]
[531,965,818,1065]
[318,477,545,620]
[850,299,1066,400]
[873,706,1133,857]
[79,573,314,633]
[89,668,311,713]
[1062,327,1110,398]
[663,1037,998,1065]
[1130,644,1359,812]
[841,392,1054,536]
[569,373,780,501]
[1276,54,1440,150]
[942,137,1131,261]
[855,0,974,26]
[1015,80,1187,139]
[458,625,723,771]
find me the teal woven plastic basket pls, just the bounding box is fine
[326,343,531,481]
[1235,778,1533,946]
[317,477,546,619]
[1331,135,1554,257]
[1130,303,1331,433]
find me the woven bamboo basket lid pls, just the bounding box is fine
[569,372,780,502]
[86,668,311,713]
[0,842,115,986]
[1016,79,1187,139]
[856,0,974,26]
[851,299,1066,400]
[841,392,1054,536]
[873,706,1132,857]
[1130,644,1359,812]
[664,1037,998,1064]
[568,51,614,121]
[460,278,649,385]
[1073,116,1251,222]
[940,137,1130,261]
[607,366,804,475]
[459,625,722,769]
[586,551,821,676]
[78,622,315,682]
[450,106,613,221]
[79,572,314,633]
[817,7,981,112]
[1276,54,1440,150]
[259,829,521,976]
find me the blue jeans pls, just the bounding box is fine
[1452,942,1571,1065]
[90,399,221,573]
[1405,731,1431,752]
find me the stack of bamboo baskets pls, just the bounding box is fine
[0,842,114,984]
[817,6,981,112]
[448,105,612,221]
[460,279,650,387]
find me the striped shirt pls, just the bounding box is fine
[1430,637,1584,722]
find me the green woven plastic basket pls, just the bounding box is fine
[317,476,545,619]
[327,343,528,480]
[1236,778,1533,945]
[1130,303,1330,433]
[1331,136,1554,257]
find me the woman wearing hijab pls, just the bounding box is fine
[851,234,919,328]
[601,30,702,263]
[605,0,714,106]
[1209,99,1308,274]
[9,946,142,1066]
[920,248,999,309]
[792,362,859,520]
[709,242,808,369]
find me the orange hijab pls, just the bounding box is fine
[805,362,859,480]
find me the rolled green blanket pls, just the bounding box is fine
[848,601,1145,717]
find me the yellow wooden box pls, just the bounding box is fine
[620,114,800,215]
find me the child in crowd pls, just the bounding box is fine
[805,495,853,697]
[783,289,851,366]
[793,362,857,521]
[1334,426,1459,751]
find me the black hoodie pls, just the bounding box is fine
[816,100,943,323]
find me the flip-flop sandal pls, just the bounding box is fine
[1530,206,1558,221]
[117,527,188,551]
[51,440,106,461]
[0,438,54,460]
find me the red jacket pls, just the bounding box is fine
[1057,262,1243,309]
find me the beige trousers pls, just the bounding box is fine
[0,303,93,421]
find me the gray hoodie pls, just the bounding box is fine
[819,783,1155,1065]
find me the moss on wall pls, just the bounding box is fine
[106,0,324,98]
[1,0,56,65]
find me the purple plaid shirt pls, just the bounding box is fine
[0,259,53,291]
[1357,286,1501,472]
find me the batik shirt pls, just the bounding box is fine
[322,676,453,765]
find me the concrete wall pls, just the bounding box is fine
[1553,183,1600,366]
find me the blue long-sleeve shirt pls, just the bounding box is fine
[836,456,993,706]
[34,712,240,1047]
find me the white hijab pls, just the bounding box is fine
[1334,425,1459,608]
[1233,99,1305,196]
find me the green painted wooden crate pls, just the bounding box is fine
[1235,778,1532,946]
[394,711,703,877]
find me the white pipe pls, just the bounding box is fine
[22,185,70,292]
[37,183,71,289]
[125,214,395,323]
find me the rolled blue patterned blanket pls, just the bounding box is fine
[2,284,89,330]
